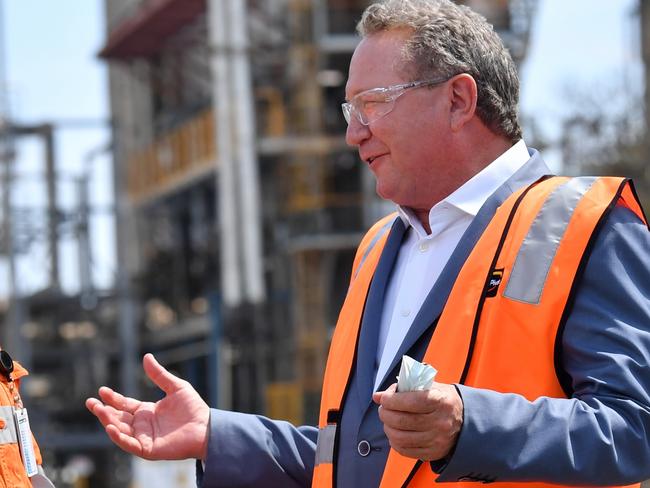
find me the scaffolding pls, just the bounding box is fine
[0,0,543,484]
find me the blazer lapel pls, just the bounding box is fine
[374,150,551,390]
[354,217,407,404]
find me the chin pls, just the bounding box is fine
[375,187,402,206]
[374,182,392,201]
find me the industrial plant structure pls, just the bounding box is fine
[1,0,544,484]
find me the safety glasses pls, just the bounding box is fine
[341,77,450,125]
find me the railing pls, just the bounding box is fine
[126,85,289,204]
[127,109,216,203]
[125,89,359,210]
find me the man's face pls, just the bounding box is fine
[345,29,454,212]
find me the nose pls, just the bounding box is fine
[345,117,371,147]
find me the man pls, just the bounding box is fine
[86,0,650,486]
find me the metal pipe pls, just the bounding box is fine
[110,116,139,398]
[208,0,243,307]
[230,0,265,304]
[42,124,60,289]
[76,174,94,307]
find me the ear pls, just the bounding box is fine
[448,74,478,132]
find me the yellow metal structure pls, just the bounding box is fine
[127,109,216,204]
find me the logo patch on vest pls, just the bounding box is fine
[485,268,504,297]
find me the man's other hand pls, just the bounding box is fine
[86,353,210,461]
[372,382,463,461]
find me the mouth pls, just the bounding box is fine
[365,154,386,165]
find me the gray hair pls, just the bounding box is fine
[357,0,522,142]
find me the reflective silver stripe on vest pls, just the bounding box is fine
[352,219,395,280]
[315,424,337,466]
[0,405,18,445]
[504,177,597,304]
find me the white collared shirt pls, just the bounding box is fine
[373,140,531,390]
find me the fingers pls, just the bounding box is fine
[379,407,433,432]
[375,382,464,461]
[375,382,456,414]
[375,389,434,414]
[382,421,457,461]
[86,396,147,458]
[87,395,155,460]
[105,424,144,458]
[383,424,435,448]
[143,353,187,395]
[372,383,397,404]
[86,397,135,436]
[96,386,142,415]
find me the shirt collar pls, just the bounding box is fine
[398,139,531,232]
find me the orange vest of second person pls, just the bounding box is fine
[312,176,647,488]
[0,359,45,488]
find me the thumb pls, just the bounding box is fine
[372,391,382,405]
[373,383,398,405]
[143,353,186,394]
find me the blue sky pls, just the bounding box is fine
[521,0,642,156]
[2,0,112,296]
[0,0,644,298]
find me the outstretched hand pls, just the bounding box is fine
[372,382,463,461]
[86,353,210,461]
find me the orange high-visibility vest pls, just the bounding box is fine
[313,176,648,488]
[0,360,46,488]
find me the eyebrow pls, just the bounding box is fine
[344,84,379,103]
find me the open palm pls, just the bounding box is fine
[86,353,210,460]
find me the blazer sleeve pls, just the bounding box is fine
[436,205,650,485]
[197,408,318,488]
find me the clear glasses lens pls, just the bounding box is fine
[342,103,352,124]
[342,89,394,126]
[358,94,394,125]
[341,77,451,126]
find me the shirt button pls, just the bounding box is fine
[418,242,429,252]
[357,440,371,457]
[400,309,411,317]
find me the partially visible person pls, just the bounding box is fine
[0,346,55,487]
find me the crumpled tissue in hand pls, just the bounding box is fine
[396,355,438,392]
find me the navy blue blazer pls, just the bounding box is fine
[199,151,650,487]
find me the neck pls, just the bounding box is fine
[414,209,432,234]
[413,131,516,233]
